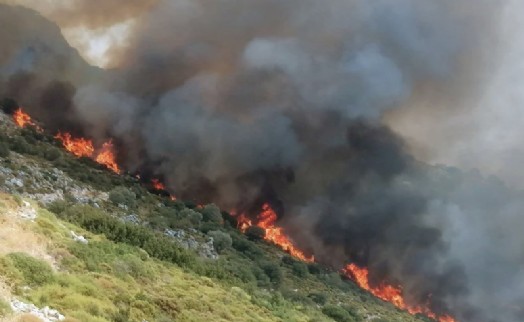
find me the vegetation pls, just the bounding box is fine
[0,111,428,322]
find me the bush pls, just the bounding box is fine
[208,230,232,254]
[109,187,136,208]
[259,261,282,286]
[200,204,222,223]
[245,226,265,241]
[6,252,55,286]
[59,205,196,268]
[179,208,203,227]
[291,261,309,278]
[0,142,9,158]
[308,292,328,305]
[43,147,61,161]
[322,305,355,322]
[232,235,264,259]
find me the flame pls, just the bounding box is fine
[13,108,42,131]
[95,140,120,174]
[152,179,166,190]
[236,203,314,262]
[343,264,456,322]
[54,132,95,158]
[54,132,120,173]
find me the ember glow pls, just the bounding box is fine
[343,264,456,322]
[236,203,314,262]
[152,178,166,191]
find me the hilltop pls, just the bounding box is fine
[0,109,431,322]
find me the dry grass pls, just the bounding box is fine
[0,314,44,322]
[0,195,54,268]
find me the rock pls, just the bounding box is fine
[18,201,37,221]
[10,299,65,321]
[70,231,88,244]
[164,229,219,260]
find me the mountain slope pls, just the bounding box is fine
[0,111,426,322]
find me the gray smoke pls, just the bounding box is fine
[0,1,522,321]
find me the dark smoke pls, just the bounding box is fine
[1,1,522,321]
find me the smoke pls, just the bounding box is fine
[0,1,523,321]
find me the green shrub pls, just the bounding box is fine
[109,187,136,208]
[231,235,264,259]
[179,208,202,227]
[43,147,62,161]
[245,226,265,241]
[0,142,9,158]
[322,305,355,322]
[200,204,222,223]
[291,261,309,278]
[208,230,232,254]
[259,261,282,286]
[59,205,196,269]
[308,292,328,305]
[6,252,55,286]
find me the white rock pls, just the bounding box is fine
[10,299,65,322]
[70,231,88,244]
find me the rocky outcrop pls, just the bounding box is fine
[10,299,65,321]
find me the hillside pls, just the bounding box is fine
[0,110,428,322]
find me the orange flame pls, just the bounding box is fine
[54,132,120,173]
[95,140,120,174]
[13,108,42,131]
[236,203,314,262]
[54,132,95,158]
[152,179,166,190]
[343,264,456,322]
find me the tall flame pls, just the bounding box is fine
[95,140,120,174]
[236,203,314,262]
[343,264,456,322]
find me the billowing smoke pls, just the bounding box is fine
[1,1,523,321]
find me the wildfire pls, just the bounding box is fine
[11,108,456,322]
[152,178,166,190]
[236,203,314,262]
[13,108,42,131]
[343,264,456,322]
[95,140,120,174]
[54,132,95,158]
[53,132,120,173]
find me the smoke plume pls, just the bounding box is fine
[0,1,522,321]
